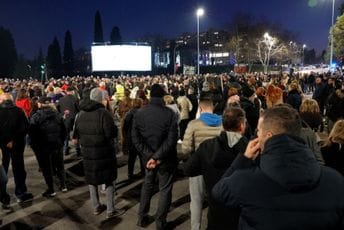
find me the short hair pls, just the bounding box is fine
[199,92,213,108]
[325,119,344,146]
[260,104,302,136]
[300,99,320,114]
[222,106,246,132]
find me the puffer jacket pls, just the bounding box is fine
[29,106,66,152]
[177,96,193,120]
[74,99,118,185]
[213,134,344,230]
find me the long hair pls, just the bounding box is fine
[324,119,344,147]
[16,88,29,101]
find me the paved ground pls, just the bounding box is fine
[0,146,208,230]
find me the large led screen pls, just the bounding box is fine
[91,45,152,71]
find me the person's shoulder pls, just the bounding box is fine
[321,166,344,183]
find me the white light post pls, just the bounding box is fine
[330,0,335,66]
[302,44,307,65]
[196,8,204,75]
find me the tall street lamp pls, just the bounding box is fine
[330,0,336,66]
[303,44,307,65]
[196,8,204,75]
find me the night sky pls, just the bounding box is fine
[0,0,341,59]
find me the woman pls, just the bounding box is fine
[286,82,302,111]
[299,98,322,132]
[265,84,283,108]
[321,120,344,176]
[16,88,31,117]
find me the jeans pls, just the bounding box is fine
[0,165,10,205]
[89,181,115,213]
[139,167,175,230]
[1,139,28,197]
[127,148,144,178]
[189,175,205,230]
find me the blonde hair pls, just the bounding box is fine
[324,120,344,146]
[163,95,175,105]
[300,98,320,114]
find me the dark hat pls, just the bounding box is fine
[150,84,166,98]
[241,85,255,98]
[38,96,52,104]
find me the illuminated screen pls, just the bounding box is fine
[91,45,152,71]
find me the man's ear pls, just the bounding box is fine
[240,121,246,135]
[266,131,273,138]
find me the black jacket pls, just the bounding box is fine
[286,89,302,111]
[29,107,66,152]
[182,132,248,229]
[326,89,344,121]
[321,143,344,176]
[0,100,28,146]
[57,94,79,130]
[74,99,118,185]
[213,134,344,230]
[132,97,178,170]
[240,97,260,132]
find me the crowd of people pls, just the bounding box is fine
[0,70,343,229]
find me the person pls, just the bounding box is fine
[299,98,322,131]
[321,119,344,176]
[240,84,260,133]
[15,88,31,117]
[182,106,248,229]
[57,86,80,155]
[286,82,302,111]
[0,93,33,203]
[29,96,67,197]
[73,88,124,219]
[181,92,222,230]
[213,105,344,229]
[122,98,145,180]
[265,84,283,108]
[0,150,11,213]
[132,84,178,229]
[177,88,193,140]
[164,94,180,124]
[326,82,344,133]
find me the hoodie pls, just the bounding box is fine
[199,112,222,127]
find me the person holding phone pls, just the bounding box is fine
[213,104,344,230]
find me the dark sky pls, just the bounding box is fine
[0,0,341,59]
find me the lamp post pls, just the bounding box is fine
[196,8,204,75]
[302,44,307,65]
[330,0,336,66]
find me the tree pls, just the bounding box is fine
[0,26,17,77]
[94,10,104,43]
[339,2,344,15]
[257,33,286,73]
[110,26,122,44]
[63,30,74,75]
[13,55,31,79]
[46,37,62,77]
[331,13,344,60]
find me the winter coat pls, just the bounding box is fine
[74,99,118,185]
[182,131,248,229]
[132,97,178,170]
[177,96,193,120]
[321,143,344,176]
[16,98,31,117]
[286,89,302,110]
[122,108,139,151]
[57,94,79,131]
[240,97,260,132]
[0,100,29,147]
[29,107,66,152]
[182,113,222,156]
[213,134,344,230]
[300,121,324,165]
[300,112,322,131]
[326,89,344,122]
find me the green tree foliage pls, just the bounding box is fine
[63,30,74,75]
[0,26,17,76]
[47,37,62,77]
[94,10,104,43]
[331,14,344,59]
[110,26,122,44]
[13,55,31,79]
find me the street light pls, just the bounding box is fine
[330,0,335,66]
[302,44,307,65]
[196,8,204,75]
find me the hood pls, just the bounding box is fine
[199,112,222,127]
[211,132,247,169]
[0,100,16,109]
[260,134,321,192]
[79,99,104,112]
[31,107,57,125]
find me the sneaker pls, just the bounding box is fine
[2,203,13,213]
[106,208,125,219]
[60,187,68,193]
[93,204,106,215]
[42,190,56,198]
[16,192,33,203]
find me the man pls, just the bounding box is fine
[57,86,80,155]
[181,92,222,230]
[73,88,124,219]
[213,105,344,229]
[132,84,178,229]
[182,106,248,229]
[29,97,67,197]
[0,93,33,203]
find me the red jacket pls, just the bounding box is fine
[16,98,31,117]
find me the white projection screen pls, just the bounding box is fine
[91,45,152,71]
